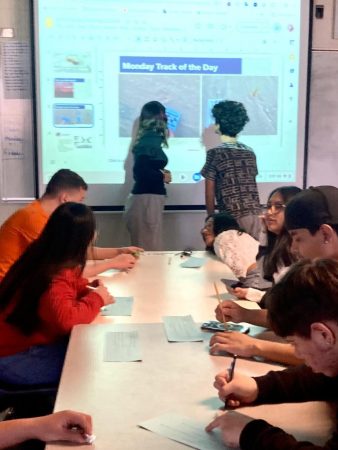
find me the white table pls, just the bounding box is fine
[95,251,257,326]
[47,252,334,449]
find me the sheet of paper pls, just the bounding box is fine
[101,297,133,316]
[180,257,205,268]
[139,413,227,450]
[98,269,120,277]
[104,331,142,362]
[163,315,204,342]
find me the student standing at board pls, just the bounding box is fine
[201,100,261,240]
[124,101,171,250]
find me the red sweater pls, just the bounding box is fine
[0,268,104,356]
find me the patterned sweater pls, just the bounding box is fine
[201,142,261,219]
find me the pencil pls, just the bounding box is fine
[224,354,237,409]
[213,282,227,328]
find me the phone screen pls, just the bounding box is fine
[201,321,249,334]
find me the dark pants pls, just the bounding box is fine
[0,338,68,386]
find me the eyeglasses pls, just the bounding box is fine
[262,202,286,214]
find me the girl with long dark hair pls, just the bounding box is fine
[124,101,171,250]
[0,202,113,386]
[234,185,302,301]
[210,186,305,366]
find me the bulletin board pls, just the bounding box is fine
[0,0,36,202]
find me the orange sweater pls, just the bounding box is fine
[0,201,48,279]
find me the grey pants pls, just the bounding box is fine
[237,214,262,241]
[124,194,165,250]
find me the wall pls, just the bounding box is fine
[1,1,338,250]
[0,0,35,202]
[95,211,206,250]
[307,0,338,186]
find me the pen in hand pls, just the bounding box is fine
[213,282,227,328]
[224,354,237,410]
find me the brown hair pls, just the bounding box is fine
[45,169,87,196]
[267,259,338,337]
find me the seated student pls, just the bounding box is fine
[201,212,259,278]
[0,169,142,280]
[285,185,338,260]
[206,258,338,450]
[214,184,338,331]
[0,410,93,448]
[232,185,302,300]
[210,186,302,365]
[0,202,114,387]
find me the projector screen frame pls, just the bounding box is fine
[32,0,312,210]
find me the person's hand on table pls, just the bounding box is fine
[110,253,137,270]
[209,331,258,358]
[214,370,258,408]
[29,410,93,444]
[206,410,254,448]
[232,287,248,299]
[215,300,248,323]
[119,246,144,258]
[91,280,114,306]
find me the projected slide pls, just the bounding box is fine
[34,0,308,205]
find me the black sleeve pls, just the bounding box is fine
[133,154,164,183]
[240,418,338,450]
[253,365,338,405]
[239,356,338,449]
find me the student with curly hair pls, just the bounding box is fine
[201,212,259,278]
[201,100,261,240]
[124,101,171,250]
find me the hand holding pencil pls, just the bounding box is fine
[213,370,259,408]
[214,283,247,408]
[213,282,227,327]
[224,355,237,409]
[215,299,249,324]
[213,281,248,325]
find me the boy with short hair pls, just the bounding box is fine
[285,185,338,260]
[0,169,141,279]
[207,258,338,449]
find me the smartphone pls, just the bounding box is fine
[221,278,243,290]
[201,321,249,334]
